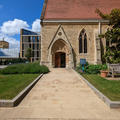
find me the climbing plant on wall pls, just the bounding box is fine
[96,8,120,63]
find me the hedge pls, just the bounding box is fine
[0,62,50,74]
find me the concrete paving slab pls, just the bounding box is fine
[0,69,120,120]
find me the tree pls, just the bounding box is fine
[96,9,120,63]
[25,48,33,62]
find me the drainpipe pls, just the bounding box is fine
[97,20,102,64]
[98,20,101,35]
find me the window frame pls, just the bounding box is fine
[79,29,88,54]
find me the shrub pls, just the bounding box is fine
[0,58,27,65]
[85,64,107,74]
[0,62,49,74]
[76,63,107,74]
[76,62,89,72]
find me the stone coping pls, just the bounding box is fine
[0,74,43,107]
[73,70,120,108]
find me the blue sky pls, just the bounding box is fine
[0,0,44,57]
[0,0,44,26]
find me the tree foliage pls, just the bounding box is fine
[96,9,120,63]
[25,48,33,62]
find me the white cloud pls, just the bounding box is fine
[32,19,41,33]
[0,5,3,9]
[0,18,41,57]
[0,33,20,57]
[0,19,29,36]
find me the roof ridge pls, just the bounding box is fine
[40,0,48,21]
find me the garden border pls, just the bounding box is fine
[73,70,120,108]
[0,74,43,107]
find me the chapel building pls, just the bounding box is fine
[40,0,120,68]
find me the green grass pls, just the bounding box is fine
[81,74,120,101]
[0,74,39,100]
[0,62,49,74]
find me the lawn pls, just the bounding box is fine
[0,74,39,100]
[81,74,120,101]
[0,62,49,100]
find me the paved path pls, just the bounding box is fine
[0,69,120,120]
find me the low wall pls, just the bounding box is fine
[0,74,43,107]
[73,70,120,108]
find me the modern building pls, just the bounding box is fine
[40,0,120,68]
[0,39,9,49]
[20,29,41,62]
[0,39,19,65]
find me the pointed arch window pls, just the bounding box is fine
[79,29,87,53]
[79,33,82,53]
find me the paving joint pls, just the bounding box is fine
[73,70,120,108]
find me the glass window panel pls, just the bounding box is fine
[79,33,82,53]
[84,34,87,53]
[33,37,35,42]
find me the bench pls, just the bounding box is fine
[108,64,120,77]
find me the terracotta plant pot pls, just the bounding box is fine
[100,70,108,78]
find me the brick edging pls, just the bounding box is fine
[73,70,120,108]
[0,74,43,107]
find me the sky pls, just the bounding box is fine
[0,0,44,57]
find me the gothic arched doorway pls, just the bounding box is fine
[51,39,69,68]
[55,52,66,68]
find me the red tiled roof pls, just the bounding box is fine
[43,0,120,20]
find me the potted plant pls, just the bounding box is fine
[100,65,108,78]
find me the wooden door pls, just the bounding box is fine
[61,53,66,68]
[55,52,66,68]
[55,53,61,67]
